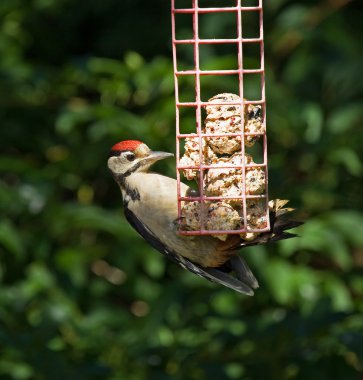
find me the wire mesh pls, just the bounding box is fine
[172,0,270,237]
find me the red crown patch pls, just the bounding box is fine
[111,140,143,152]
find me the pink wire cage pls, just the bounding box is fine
[171,0,270,236]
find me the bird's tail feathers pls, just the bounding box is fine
[211,255,259,295]
[203,267,255,296]
[227,255,259,289]
[209,199,301,295]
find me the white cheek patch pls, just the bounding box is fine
[108,157,125,174]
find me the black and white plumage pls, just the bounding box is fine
[108,140,301,295]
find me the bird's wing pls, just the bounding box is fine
[124,207,254,295]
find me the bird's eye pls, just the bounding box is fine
[126,153,136,161]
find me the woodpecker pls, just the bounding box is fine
[108,140,301,295]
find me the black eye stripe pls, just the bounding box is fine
[109,150,122,158]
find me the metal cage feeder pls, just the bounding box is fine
[171,0,270,238]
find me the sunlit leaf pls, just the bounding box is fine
[328,148,363,177]
[0,220,24,258]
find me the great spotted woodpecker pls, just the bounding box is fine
[108,140,300,295]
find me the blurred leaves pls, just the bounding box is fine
[0,0,363,379]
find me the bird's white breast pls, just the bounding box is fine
[124,172,184,235]
[122,172,222,266]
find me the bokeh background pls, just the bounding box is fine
[1,0,363,379]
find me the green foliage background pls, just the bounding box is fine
[0,0,362,379]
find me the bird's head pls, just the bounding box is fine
[107,140,173,177]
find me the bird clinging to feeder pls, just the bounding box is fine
[107,1,301,295]
[108,140,301,295]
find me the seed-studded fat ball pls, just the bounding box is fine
[206,202,241,241]
[205,153,252,205]
[179,135,217,180]
[245,166,266,195]
[246,199,268,229]
[204,93,265,154]
[180,201,241,241]
[205,93,242,120]
[205,152,265,204]
[204,116,243,155]
[239,199,269,241]
[178,93,269,238]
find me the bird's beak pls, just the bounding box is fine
[145,151,174,163]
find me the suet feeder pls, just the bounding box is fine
[171,0,270,239]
